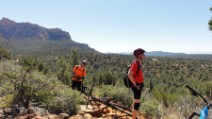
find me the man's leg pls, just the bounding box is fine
[76,81,82,91]
[72,80,77,90]
[81,82,85,93]
[132,99,140,119]
[131,84,143,119]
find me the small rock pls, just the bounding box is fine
[87,109,102,117]
[59,113,69,119]
[101,107,110,114]
[68,114,84,119]
[84,113,92,118]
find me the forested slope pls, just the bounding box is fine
[0,47,212,118]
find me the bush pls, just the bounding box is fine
[48,88,83,115]
[0,60,83,115]
[0,47,11,61]
[152,84,184,108]
[98,85,132,107]
[0,60,22,96]
[140,100,163,118]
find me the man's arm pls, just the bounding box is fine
[72,66,77,77]
[128,71,136,86]
[128,70,140,89]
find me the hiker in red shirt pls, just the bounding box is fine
[128,48,145,119]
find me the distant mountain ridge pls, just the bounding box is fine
[147,51,212,60]
[106,51,185,56]
[107,51,212,60]
[145,51,185,56]
[0,17,97,56]
[0,17,71,41]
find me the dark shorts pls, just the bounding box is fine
[72,80,82,91]
[131,83,144,99]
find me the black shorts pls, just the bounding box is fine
[131,83,144,99]
[72,80,82,91]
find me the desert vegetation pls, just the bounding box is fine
[0,47,212,118]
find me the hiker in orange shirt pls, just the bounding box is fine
[72,60,87,92]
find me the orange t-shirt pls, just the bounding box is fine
[72,65,86,81]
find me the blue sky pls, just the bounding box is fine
[0,0,211,53]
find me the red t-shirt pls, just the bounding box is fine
[129,60,144,83]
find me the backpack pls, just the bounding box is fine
[124,62,139,88]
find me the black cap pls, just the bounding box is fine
[133,48,145,56]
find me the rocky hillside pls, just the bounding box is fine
[0,18,97,56]
[0,17,71,41]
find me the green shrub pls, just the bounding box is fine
[98,85,132,107]
[0,47,11,61]
[140,100,162,118]
[0,60,83,115]
[48,88,83,115]
[0,60,22,96]
[152,84,184,107]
